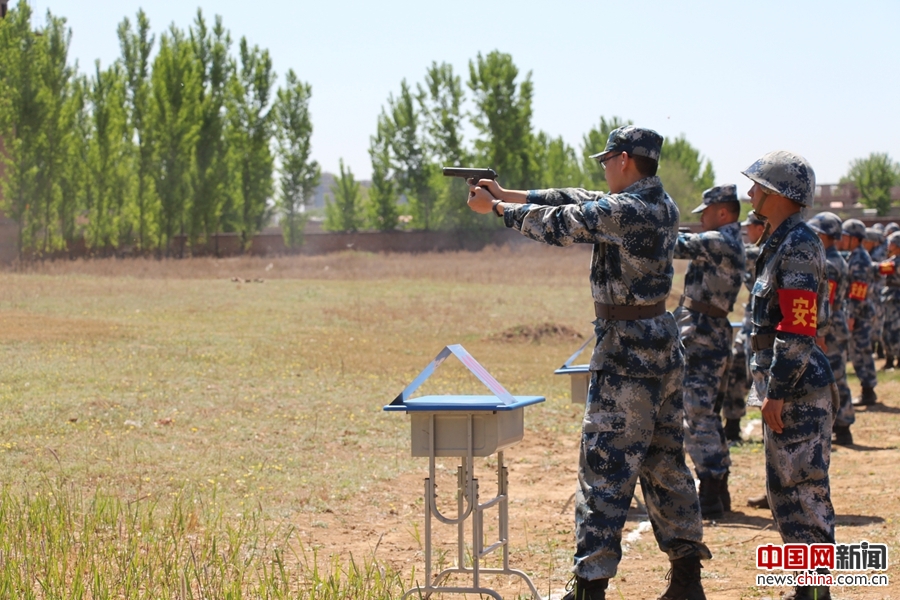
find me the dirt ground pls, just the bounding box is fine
[299,374,900,600]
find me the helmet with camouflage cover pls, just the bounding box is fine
[886,222,900,236]
[865,227,884,244]
[806,212,842,240]
[841,218,866,240]
[741,150,816,207]
[889,231,900,247]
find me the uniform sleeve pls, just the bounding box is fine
[502,190,629,247]
[673,232,709,260]
[767,252,823,400]
[845,256,869,320]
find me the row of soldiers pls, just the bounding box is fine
[468,129,838,599]
[678,189,900,518]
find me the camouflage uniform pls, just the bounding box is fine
[824,244,854,428]
[673,186,745,483]
[744,152,836,548]
[808,213,854,430]
[500,126,709,581]
[845,239,878,390]
[878,235,900,361]
[866,228,886,353]
[721,240,761,423]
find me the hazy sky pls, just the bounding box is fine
[12,0,900,188]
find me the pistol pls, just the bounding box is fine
[442,167,498,185]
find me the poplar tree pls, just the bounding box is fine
[387,80,437,230]
[323,159,364,232]
[366,112,399,231]
[273,68,319,248]
[84,61,130,249]
[117,9,157,250]
[468,51,537,191]
[0,1,47,254]
[190,10,232,248]
[418,62,475,230]
[34,12,77,253]
[226,37,275,248]
[150,26,199,253]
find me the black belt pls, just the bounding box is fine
[750,333,777,352]
[679,296,730,319]
[594,300,666,320]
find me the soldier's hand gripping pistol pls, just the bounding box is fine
[442,167,498,199]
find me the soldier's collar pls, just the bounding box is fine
[762,212,805,252]
[621,176,661,195]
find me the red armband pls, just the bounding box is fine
[879,261,895,276]
[776,289,818,336]
[827,280,837,305]
[848,281,868,300]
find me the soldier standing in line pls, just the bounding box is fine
[467,126,710,600]
[807,212,854,446]
[863,227,887,362]
[878,232,900,373]
[743,150,836,600]
[721,210,767,444]
[673,185,745,519]
[841,219,878,406]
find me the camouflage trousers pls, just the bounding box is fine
[871,292,885,347]
[764,385,836,545]
[575,368,711,579]
[825,314,854,428]
[881,297,900,358]
[848,319,877,388]
[675,309,733,479]
[720,329,750,421]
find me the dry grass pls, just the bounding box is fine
[1,246,893,599]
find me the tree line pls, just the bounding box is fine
[0,2,728,258]
[323,55,717,233]
[0,2,319,256]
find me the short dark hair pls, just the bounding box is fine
[723,201,741,217]
[632,155,658,177]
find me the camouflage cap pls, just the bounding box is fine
[691,184,739,213]
[589,126,663,162]
[841,218,866,240]
[741,210,766,227]
[741,150,816,207]
[806,211,842,240]
[889,231,900,247]
[886,222,900,236]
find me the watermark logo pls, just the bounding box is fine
[755,542,890,589]
[757,542,888,572]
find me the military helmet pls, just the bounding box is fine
[888,231,900,247]
[842,218,866,240]
[885,222,900,236]
[741,150,816,207]
[865,227,884,244]
[806,212,842,240]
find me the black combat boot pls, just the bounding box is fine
[658,556,706,600]
[833,425,853,446]
[853,386,876,406]
[719,471,731,513]
[883,354,895,370]
[698,476,724,519]
[861,386,878,405]
[723,418,742,442]
[875,341,885,359]
[562,575,608,600]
